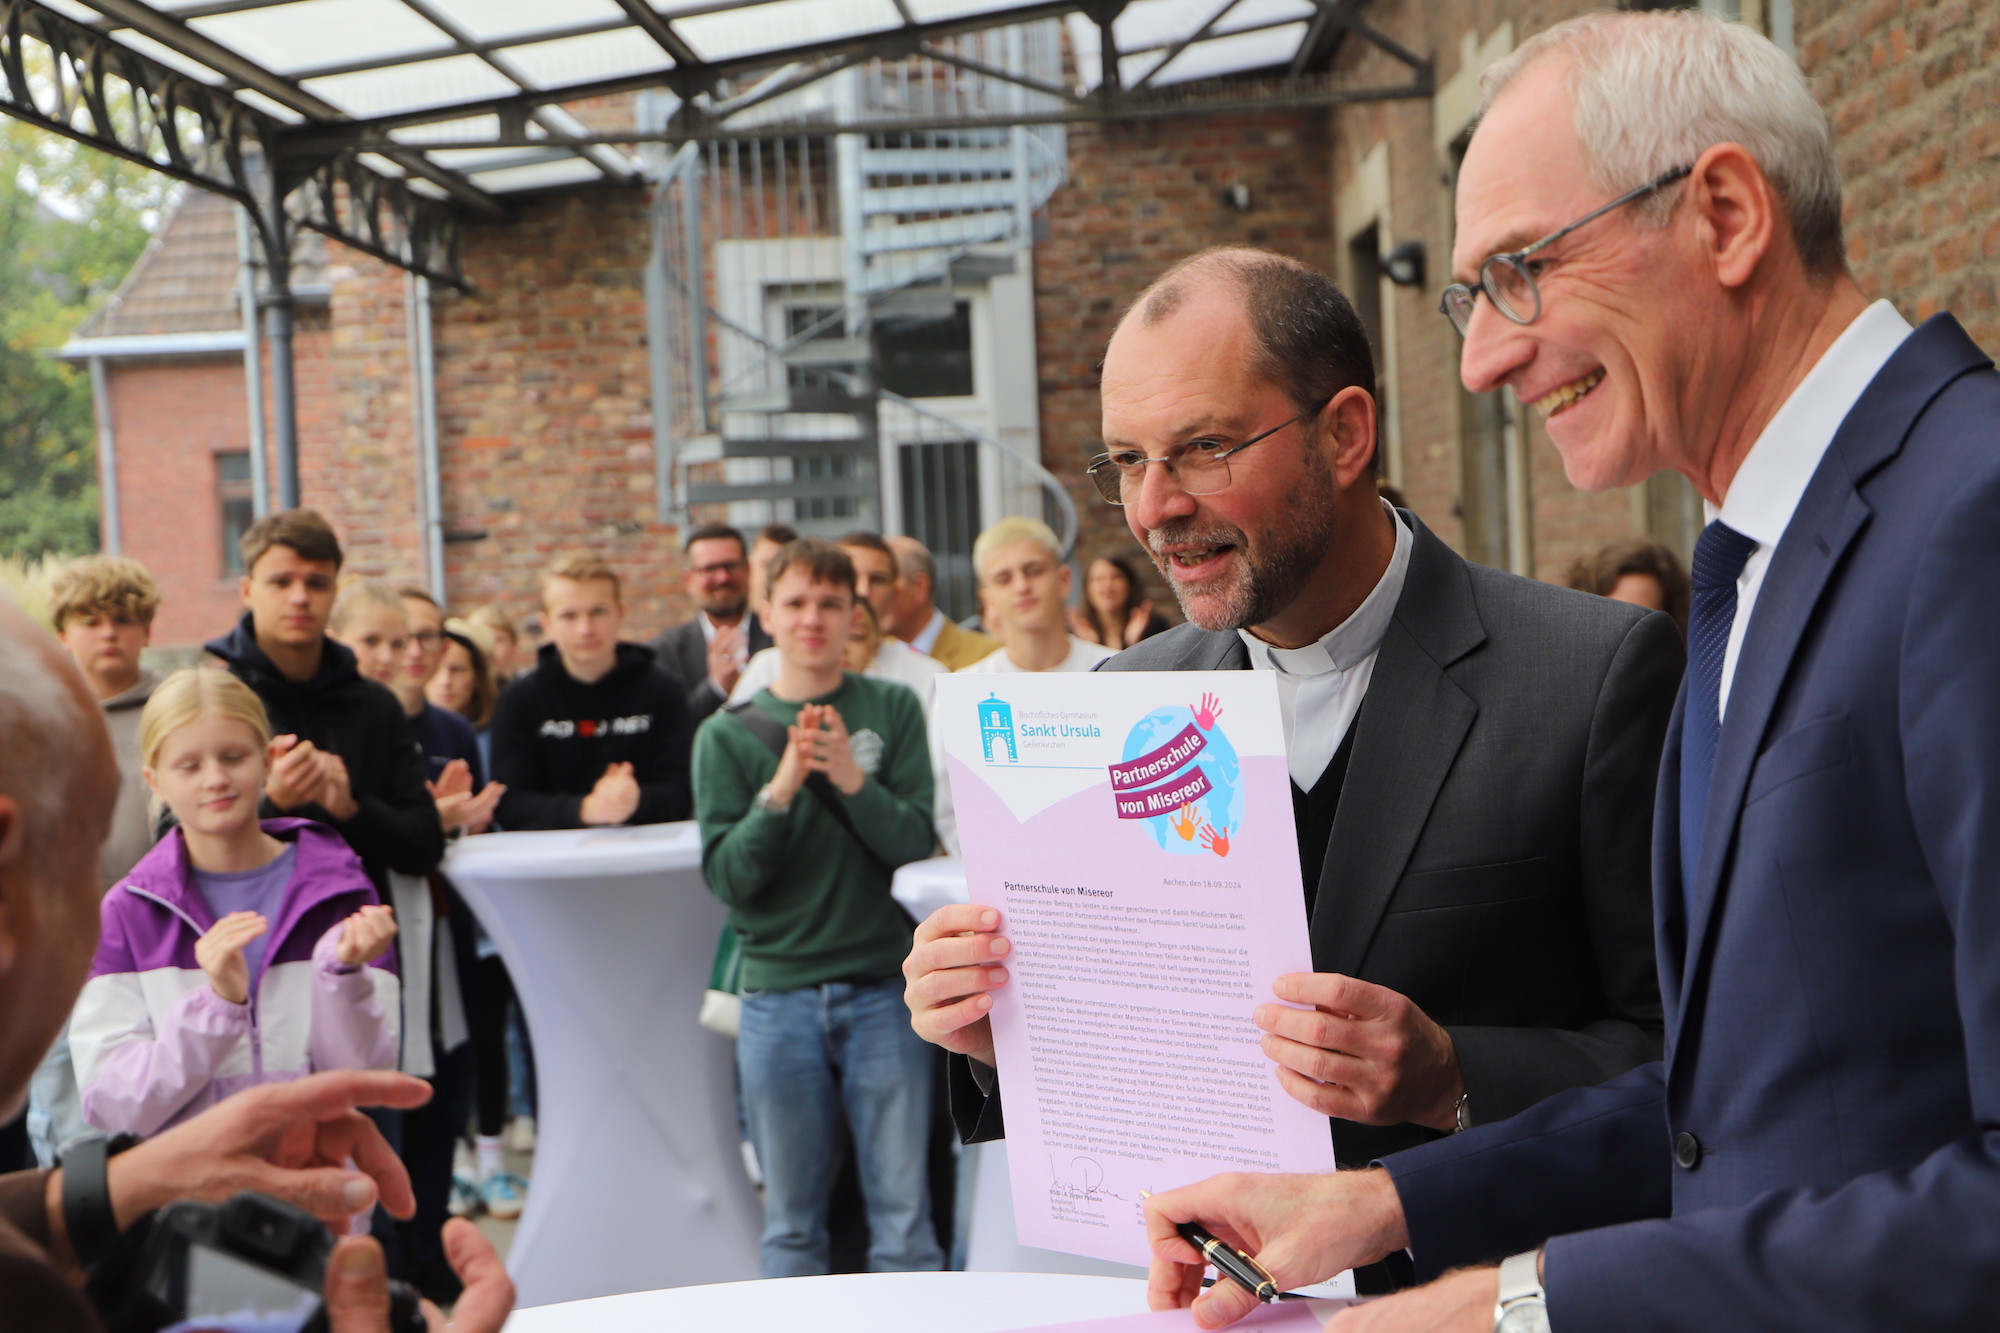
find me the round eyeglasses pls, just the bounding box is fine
[1440,165,1692,337]
[1086,400,1329,506]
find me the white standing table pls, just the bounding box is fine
[445,823,762,1308]
[507,1270,1151,1332]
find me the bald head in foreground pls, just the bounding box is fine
[1143,12,2000,1333]
[0,601,511,1332]
[905,242,1683,1295]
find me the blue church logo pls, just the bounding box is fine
[978,693,1018,763]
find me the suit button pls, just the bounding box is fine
[1673,1131,1702,1170]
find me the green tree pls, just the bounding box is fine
[0,120,172,560]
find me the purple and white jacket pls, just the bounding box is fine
[71,818,401,1136]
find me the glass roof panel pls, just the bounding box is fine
[234,88,309,123]
[899,0,1035,22]
[469,156,605,192]
[424,0,632,43]
[497,29,673,90]
[1112,0,1219,53]
[388,114,504,144]
[426,144,557,169]
[1216,0,1315,34]
[189,0,455,76]
[108,29,231,85]
[1147,20,1304,84]
[670,0,904,63]
[303,53,521,117]
[35,0,103,22]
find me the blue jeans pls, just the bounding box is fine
[737,978,943,1277]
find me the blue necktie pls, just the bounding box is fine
[1679,520,1759,901]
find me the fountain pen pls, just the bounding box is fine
[1140,1192,1279,1303]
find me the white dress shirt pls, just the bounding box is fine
[961,635,1114,674]
[910,607,948,657]
[697,608,750,673]
[729,638,946,716]
[1238,505,1413,790]
[1709,299,1912,716]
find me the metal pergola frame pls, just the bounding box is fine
[6,0,1430,507]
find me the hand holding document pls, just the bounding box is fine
[934,672,1339,1270]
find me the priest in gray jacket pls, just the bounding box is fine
[903,249,1681,1285]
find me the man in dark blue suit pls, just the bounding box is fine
[1142,11,2000,1333]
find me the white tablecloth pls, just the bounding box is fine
[445,823,761,1308]
[507,1270,1151,1331]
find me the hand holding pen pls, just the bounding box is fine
[1142,1171,1408,1327]
[1143,1192,1278,1302]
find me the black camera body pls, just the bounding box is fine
[95,1191,425,1333]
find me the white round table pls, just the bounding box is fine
[445,823,762,1308]
[505,1270,1151,1332]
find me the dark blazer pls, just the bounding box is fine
[1385,316,2000,1331]
[952,514,1680,1166]
[649,612,772,721]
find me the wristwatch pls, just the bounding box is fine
[59,1132,144,1271]
[1494,1249,1550,1333]
[754,783,792,815]
[1454,1092,1471,1133]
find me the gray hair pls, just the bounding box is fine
[1479,11,1844,275]
[895,541,937,591]
[0,605,87,846]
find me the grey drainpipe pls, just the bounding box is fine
[235,205,271,517]
[89,356,120,555]
[408,271,445,601]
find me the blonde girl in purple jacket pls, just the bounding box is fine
[70,668,401,1136]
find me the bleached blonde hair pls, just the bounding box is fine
[973,517,1064,583]
[1479,10,1844,275]
[139,668,273,771]
[329,578,406,637]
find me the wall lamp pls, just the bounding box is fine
[1381,240,1426,288]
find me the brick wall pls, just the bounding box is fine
[1032,110,1335,615]
[288,184,689,641]
[108,357,250,648]
[1324,0,1643,585]
[1798,0,2000,351]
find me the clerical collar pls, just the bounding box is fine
[1237,505,1411,677]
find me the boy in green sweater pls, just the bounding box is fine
[693,538,942,1277]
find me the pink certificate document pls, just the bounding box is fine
[934,671,1339,1267]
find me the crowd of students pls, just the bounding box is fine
[13,500,1161,1292]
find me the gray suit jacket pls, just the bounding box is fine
[649,612,772,722]
[952,515,1678,1166]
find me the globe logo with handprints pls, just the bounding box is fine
[1112,694,1242,857]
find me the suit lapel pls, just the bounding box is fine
[1314,520,1484,977]
[1676,315,1993,1022]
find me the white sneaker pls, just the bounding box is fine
[505,1116,536,1154]
[482,1171,527,1221]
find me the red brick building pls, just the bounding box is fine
[75,1,1994,649]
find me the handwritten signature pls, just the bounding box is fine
[1047,1154,1126,1207]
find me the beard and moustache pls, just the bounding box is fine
[1145,441,1340,632]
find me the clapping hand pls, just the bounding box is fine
[265,735,325,813]
[196,911,269,1005]
[265,736,359,821]
[428,758,504,835]
[336,904,398,967]
[708,622,747,695]
[796,704,865,796]
[580,761,640,826]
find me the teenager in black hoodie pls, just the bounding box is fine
[491,553,693,830]
[204,511,442,894]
